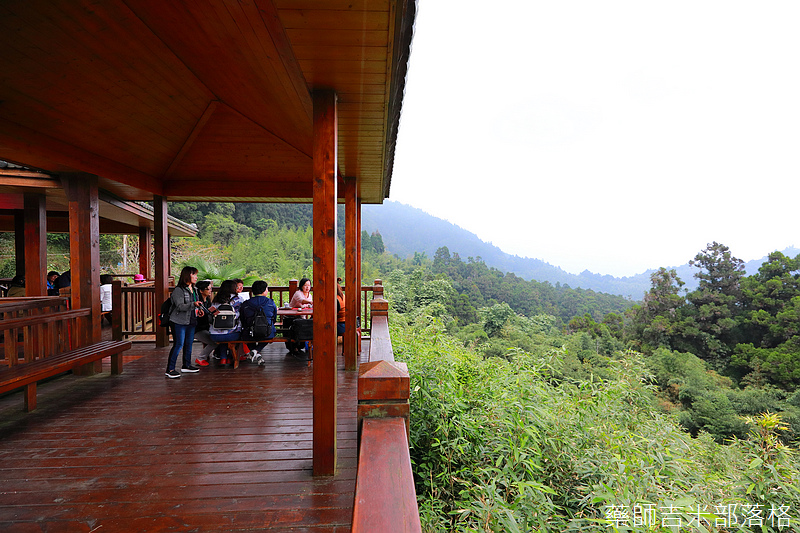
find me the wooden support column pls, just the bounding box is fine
[357,198,362,333]
[154,196,170,348]
[23,193,47,296]
[138,226,152,279]
[63,174,101,357]
[312,89,338,476]
[13,211,24,277]
[344,177,359,370]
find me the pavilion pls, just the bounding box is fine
[0,1,419,529]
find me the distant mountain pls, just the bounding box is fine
[362,201,798,300]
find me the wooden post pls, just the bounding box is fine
[344,177,358,370]
[288,279,299,300]
[111,280,123,341]
[138,226,152,279]
[312,89,338,476]
[63,174,101,375]
[356,198,362,333]
[153,196,169,348]
[23,193,47,296]
[13,211,24,279]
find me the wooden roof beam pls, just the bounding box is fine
[0,117,163,195]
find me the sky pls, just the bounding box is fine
[389,1,800,277]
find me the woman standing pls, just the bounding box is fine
[165,266,204,379]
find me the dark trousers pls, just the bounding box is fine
[167,323,196,371]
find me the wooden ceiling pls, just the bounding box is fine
[0,0,415,204]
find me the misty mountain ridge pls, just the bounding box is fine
[362,201,798,300]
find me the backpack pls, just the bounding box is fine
[248,307,272,339]
[157,297,172,328]
[212,303,236,330]
[291,318,314,341]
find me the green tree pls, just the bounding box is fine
[680,242,745,367]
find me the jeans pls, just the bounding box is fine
[210,330,241,360]
[167,322,196,371]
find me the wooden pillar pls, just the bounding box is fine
[13,211,24,278]
[344,177,358,370]
[312,89,338,476]
[23,193,47,296]
[63,174,101,351]
[153,196,170,348]
[138,226,152,279]
[356,198,362,334]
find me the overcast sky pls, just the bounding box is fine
[389,1,800,277]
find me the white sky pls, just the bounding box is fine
[389,1,800,277]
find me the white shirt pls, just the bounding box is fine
[100,284,112,311]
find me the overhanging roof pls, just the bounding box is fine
[0,0,416,204]
[0,169,198,237]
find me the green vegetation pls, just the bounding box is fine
[387,269,800,532]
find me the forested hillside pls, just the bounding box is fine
[363,201,799,299]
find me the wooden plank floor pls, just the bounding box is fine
[0,336,367,532]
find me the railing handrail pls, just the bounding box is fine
[0,297,70,313]
[112,282,377,341]
[353,285,421,532]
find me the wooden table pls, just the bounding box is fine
[277,307,313,318]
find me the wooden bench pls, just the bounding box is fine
[0,304,132,411]
[0,340,132,411]
[217,336,312,368]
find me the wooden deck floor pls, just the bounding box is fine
[0,337,367,532]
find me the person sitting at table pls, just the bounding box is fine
[99,274,113,324]
[233,278,250,302]
[6,275,25,297]
[193,280,217,367]
[336,278,362,354]
[209,279,243,366]
[289,277,312,308]
[336,279,346,337]
[239,280,277,366]
[46,271,59,295]
[286,277,312,356]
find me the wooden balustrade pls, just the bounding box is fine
[110,282,378,341]
[0,299,86,369]
[352,285,421,532]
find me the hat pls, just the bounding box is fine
[133,274,145,281]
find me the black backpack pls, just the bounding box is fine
[157,297,172,328]
[248,307,272,339]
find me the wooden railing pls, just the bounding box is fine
[352,283,422,532]
[111,281,379,341]
[0,298,85,369]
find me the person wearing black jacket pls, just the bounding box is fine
[239,280,277,365]
[192,280,217,367]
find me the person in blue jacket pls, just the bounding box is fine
[239,280,277,365]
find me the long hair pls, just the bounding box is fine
[213,279,237,305]
[178,266,198,288]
